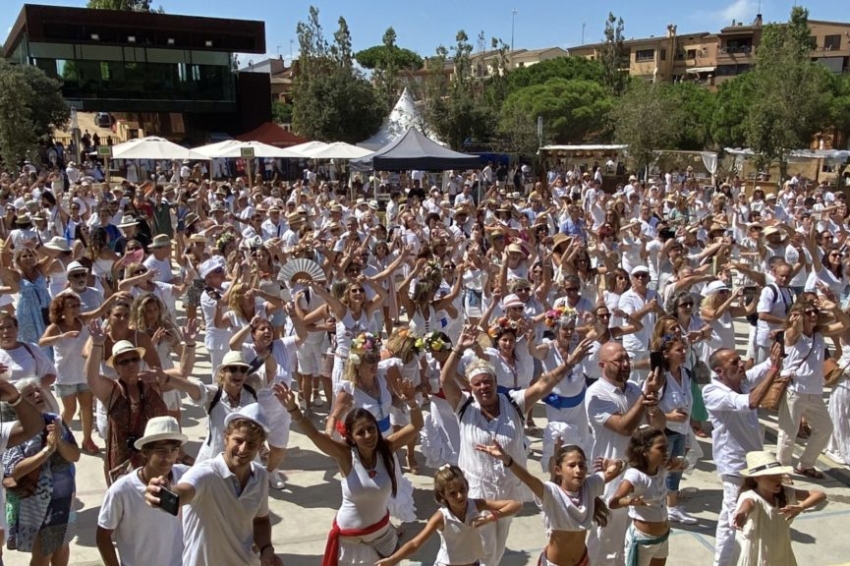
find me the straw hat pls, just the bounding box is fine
[215,350,253,378]
[106,340,146,368]
[188,234,207,244]
[134,416,188,450]
[184,213,200,227]
[506,243,524,254]
[14,213,32,225]
[67,261,88,274]
[286,212,304,224]
[117,215,139,228]
[502,294,524,309]
[149,234,172,249]
[740,451,793,478]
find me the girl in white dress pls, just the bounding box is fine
[732,451,826,566]
[478,443,626,566]
[375,465,522,566]
[276,384,422,566]
[419,332,461,468]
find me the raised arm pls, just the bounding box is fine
[475,440,546,499]
[273,384,350,462]
[525,339,593,406]
[440,326,477,410]
[85,321,120,406]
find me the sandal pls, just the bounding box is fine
[82,439,99,456]
[794,466,824,480]
[692,426,709,438]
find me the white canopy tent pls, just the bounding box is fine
[304,142,373,160]
[111,136,206,160]
[287,141,329,157]
[191,140,302,159]
[358,88,440,150]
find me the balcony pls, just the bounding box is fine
[717,44,755,63]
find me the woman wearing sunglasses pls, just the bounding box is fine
[84,320,199,485]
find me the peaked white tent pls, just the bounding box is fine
[191,140,301,159]
[287,141,329,157]
[358,88,440,150]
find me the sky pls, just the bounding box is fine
[1,0,841,66]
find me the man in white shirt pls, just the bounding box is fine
[618,265,663,382]
[585,343,664,566]
[145,404,281,566]
[754,261,793,363]
[261,206,286,240]
[97,417,190,566]
[703,346,783,566]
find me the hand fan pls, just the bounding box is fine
[279,257,325,284]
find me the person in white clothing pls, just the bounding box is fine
[618,265,665,382]
[440,325,585,566]
[96,416,190,566]
[144,404,282,566]
[703,346,783,566]
[584,342,665,566]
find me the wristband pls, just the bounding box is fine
[8,395,23,407]
[259,544,273,555]
[491,509,501,521]
[184,343,196,348]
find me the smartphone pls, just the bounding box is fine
[775,331,786,358]
[159,486,180,516]
[650,351,666,372]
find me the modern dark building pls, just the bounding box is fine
[3,4,272,141]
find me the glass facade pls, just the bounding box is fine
[27,42,235,103]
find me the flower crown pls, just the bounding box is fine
[544,305,578,328]
[488,317,520,338]
[349,332,381,366]
[423,331,450,352]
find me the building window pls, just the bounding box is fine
[686,49,697,59]
[824,34,842,51]
[635,49,655,62]
[660,49,666,61]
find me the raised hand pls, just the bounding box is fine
[88,320,105,345]
[474,441,510,465]
[778,504,805,521]
[272,383,297,411]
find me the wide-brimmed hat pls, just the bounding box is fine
[117,215,139,228]
[552,233,570,251]
[14,213,32,225]
[502,293,524,309]
[184,212,200,227]
[106,340,146,368]
[134,416,188,450]
[506,243,524,254]
[224,403,270,435]
[188,234,207,244]
[740,451,794,478]
[701,280,729,296]
[149,234,172,249]
[44,236,71,252]
[763,226,786,239]
[630,265,650,276]
[286,212,304,224]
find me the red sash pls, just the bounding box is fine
[322,511,390,566]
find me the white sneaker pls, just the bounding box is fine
[312,396,325,407]
[269,472,286,490]
[668,506,698,525]
[824,450,847,465]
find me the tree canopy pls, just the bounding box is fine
[0,60,69,166]
[355,44,423,71]
[87,0,162,11]
[506,56,605,92]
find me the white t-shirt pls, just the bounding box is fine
[0,342,57,383]
[0,422,13,530]
[624,467,668,522]
[538,473,605,532]
[97,465,189,566]
[755,284,792,347]
[180,454,269,566]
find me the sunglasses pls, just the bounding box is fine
[805,309,820,315]
[70,273,87,279]
[116,356,140,366]
[633,273,650,279]
[565,287,579,292]
[597,312,611,318]
[225,365,249,374]
[679,302,694,307]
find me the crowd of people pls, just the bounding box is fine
[0,159,844,566]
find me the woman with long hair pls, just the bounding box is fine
[276,383,422,565]
[87,227,119,295]
[381,328,426,473]
[177,233,209,328]
[0,248,52,350]
[398,258,461,338]
[602,267,631,331]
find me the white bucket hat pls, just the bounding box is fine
[224,403,270,435]
[44,236,71,253]
[134,416,188,450]
[215,350,254,378]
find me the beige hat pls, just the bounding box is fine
[106,340,146,368]
[286,212,304,224]
[134,416,188,450]
[149,234,172,249]
[506,243,524,254]
[740,451,794,478]
[215,350,253,377]
[117,215,139,227]
[44,236,71,252]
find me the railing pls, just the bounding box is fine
[719,45,753,55]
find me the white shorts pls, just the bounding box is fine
[258,389,291,449]
[297,341,326,376]
[624,524,669,566]
[161,389,182,412]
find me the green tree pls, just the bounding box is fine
[87,0,163,11]
[827,73,850,146]
[272,101,293,124]
[611,80,682,172]
[355,45,423,71]
[744,7,832,173]
[506,56,605,92]
[0,60,69,167]
[291,7,382,142]
[370,27,404,115]
[599,13,627,96]
[709,73,755,148]
[668,81,717,150]
[501,78,614,145]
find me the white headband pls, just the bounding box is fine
[468,367,494,380]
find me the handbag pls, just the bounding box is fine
[1,466,42,498]
[824,356,848,388]
[760,336,815,411]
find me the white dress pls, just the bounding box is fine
[827,350,850,464]
[332,309,371,393]
[420,354,460,467]
[733,488,798,566]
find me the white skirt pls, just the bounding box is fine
[420,396,460,468]
[828,378,850,464]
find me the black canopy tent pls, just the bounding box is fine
[350,127,480,171]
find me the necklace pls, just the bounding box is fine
[562,486,583,507]
[360,452,378,479]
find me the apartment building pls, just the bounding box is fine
[568,15,850,87]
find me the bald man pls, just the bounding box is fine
[585,342,666,566]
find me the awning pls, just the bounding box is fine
[686,66,716,74]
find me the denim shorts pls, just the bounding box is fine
[664,430,687,492]
[54,382,90,398]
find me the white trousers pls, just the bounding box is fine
[587,506,628,566]
[478,516,513,566]
[714,474,743,566]
[776,390,833,469]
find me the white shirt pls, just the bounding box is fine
[0,342,57,383]
[538,473,604,532]
[180,454,269,566]
[586,378,643,462]
[97,465,189,566]
[703,361,772,476]
[755,284,792,347]
[618,289,657,353]
[240,336,298,388]
[624,467,668,522]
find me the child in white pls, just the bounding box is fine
[375,465,521,566]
